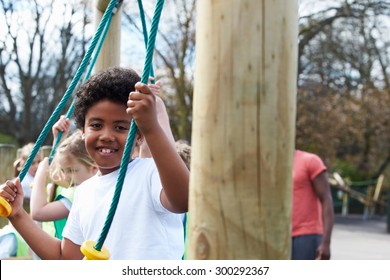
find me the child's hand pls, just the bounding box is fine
[52,115,71,140]
[0,178,24,217]
[35,158,50,180]
[148,79,161,96]
[127,82,159,135]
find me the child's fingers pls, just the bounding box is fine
[0,181,18,202]
[148,84,160,96]
[57,121,69,132]
[129,83,155,103]
[14,177,24,199]
[128,91,144,101]
[135,82,152,95]
[54,115,70,132]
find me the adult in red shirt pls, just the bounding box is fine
[292,150,334,260]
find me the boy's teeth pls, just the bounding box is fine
[101,148,112,153]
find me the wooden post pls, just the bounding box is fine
[94,0,122,71]
[0,144,16,183]
[41,145,52,158]
[0,144,14,228]
[333,173,349,216]
[188,0,298,259]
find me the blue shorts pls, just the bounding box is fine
[291,234,322,260]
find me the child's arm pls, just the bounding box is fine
[127,82,189,213]
[0,179,82,259]
[30,157,69,221]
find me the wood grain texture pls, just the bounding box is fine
[0,144,16,183]
[94,0,121,71]
[188,0,298,259]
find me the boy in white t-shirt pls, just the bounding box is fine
[0,67,189,259]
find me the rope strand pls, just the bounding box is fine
[49,13,114,164]
[138,0,155,82]
[94,0,165,251]
[19,0,119,180]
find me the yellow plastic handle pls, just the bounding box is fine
[0,197,12,217]
[81,240,110,260]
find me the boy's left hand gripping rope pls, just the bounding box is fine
[81,240,110,260]
[0,197,12,216]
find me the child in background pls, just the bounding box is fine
[175,140,192,260]
[30,130,97,239]
[175,140,191,171]
[0,117,71,258]
[13,143,42,203]
[0,67,189,259]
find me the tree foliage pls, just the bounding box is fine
[297,0,390,179]
[122,0,196,142]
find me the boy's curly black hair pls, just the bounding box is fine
[73,67,141,128]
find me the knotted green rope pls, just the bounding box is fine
[18,0,119,181]
[94,0,165,252]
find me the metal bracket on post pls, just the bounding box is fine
[112,0,124,15]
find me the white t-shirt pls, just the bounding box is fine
[20,172,34,199]
[62,158,184,260]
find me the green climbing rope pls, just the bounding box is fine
[94,0,165,252]
[49,7,116,164]
[18,0,119,180]
[137,0,155,82]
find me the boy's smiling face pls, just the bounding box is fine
[82,99,132,175]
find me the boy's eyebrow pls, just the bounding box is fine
[86,117,103,122]
[113,120,132,124]
[87,117,131,124]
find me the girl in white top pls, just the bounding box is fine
[13,143,42,200]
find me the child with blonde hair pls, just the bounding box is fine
[30,130,97,239]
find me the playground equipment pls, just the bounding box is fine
[0,144,16,184]
[329,172,387,219]
[0,0,121,255]
[1,0,299,259]
[0,0,122,216]
[188,0,298,259]
[0,0,164,260]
